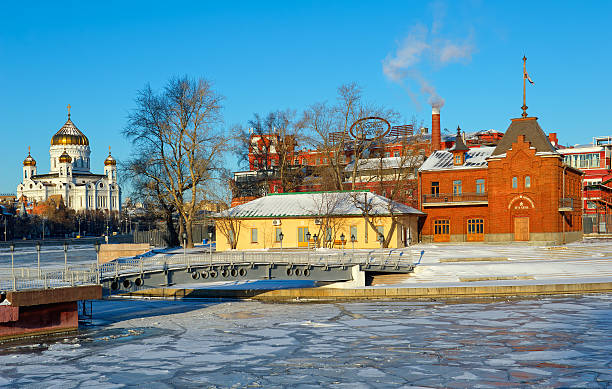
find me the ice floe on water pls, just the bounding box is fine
[0,295,610,387]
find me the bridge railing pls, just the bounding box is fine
[96,249,417,280]
[0,267,99,291]
[1,249,419,291]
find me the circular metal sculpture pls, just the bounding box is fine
[349,117,391,141]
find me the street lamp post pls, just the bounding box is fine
[182,232,187,258]
[378,233,384,250]
[63,241,68,276]
[306,231,311,261]
[35,241,41,278]
[340,233,345,254]
[10,242,15,290]
[279,231,284,252]
[313,234,318,249]
[351,234,356,252]
[94,241,101,266]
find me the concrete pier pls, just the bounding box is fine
[0,285,101,341]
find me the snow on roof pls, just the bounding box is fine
[419,146,495,171]
[344,156,420,172]
[215,191,424,218]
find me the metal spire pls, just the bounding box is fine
[522,56,528,118]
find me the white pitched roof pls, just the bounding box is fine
[419,146,495,172]
[344,156,421,172]
[216,191,424,218]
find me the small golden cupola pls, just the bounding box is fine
[104,146,116,166]
[23,147,36,166]
[58,149,72,163]
[450,126,469,166]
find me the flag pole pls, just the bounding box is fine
[522,56,528,118]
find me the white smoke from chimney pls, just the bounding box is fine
[382,4,474,109]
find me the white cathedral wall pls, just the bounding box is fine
[49,145,91,173]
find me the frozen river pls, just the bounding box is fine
[0,294,611,388]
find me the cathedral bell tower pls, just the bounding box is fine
[104,146,117,182]
[23,147,37,180]
[58,149,73,180]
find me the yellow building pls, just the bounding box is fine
[214,191,424,251]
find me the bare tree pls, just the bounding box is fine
[213,171,244,250]
[122,157,180,246]
[306,192,348,248]
[234,110,305,193]
[123,76,226,247]
[302,83,400,191]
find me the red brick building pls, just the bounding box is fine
[558,136,612,233]
[419,116,583,244]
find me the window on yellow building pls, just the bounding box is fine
[275,228,283,242]
[350,226,358,242]
[376,226,384,242]
[251,228,258,243]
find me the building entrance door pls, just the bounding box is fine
[514,217,530,241]
[433,219,450,242]
[297,227,309,248]
[467,218,484,241]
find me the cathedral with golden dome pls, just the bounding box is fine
[17,106,121,213]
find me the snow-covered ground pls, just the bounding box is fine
[391,239,612,288]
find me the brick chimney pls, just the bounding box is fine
[431,106,441,151]
[548,132,558,147]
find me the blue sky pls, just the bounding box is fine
[1,1,610,194]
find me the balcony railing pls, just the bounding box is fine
[422,192,488,205]
[559,198,574,211]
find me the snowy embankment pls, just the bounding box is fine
[136,240,612,290]
[388,240,612,288]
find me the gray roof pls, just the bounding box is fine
[420,146,495,171]
[449,129,469,152]
[491,117,557,156]
[344,156,421,172]
[215,191,424,218]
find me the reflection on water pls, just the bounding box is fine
[0,294,610,388]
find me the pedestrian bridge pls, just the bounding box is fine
[0,250,421,297]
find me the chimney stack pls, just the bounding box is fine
[548,132,558,147]
[431,106,442,151]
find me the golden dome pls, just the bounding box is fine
[58,149,72,163]
[104,152,116,166]
[51,115,89,146]
[23,150,36,166]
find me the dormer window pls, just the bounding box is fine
[450,126,469,166]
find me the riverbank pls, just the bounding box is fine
[123,240,612,301]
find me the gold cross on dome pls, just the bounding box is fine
[67,104,71,117]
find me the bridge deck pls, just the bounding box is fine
[0,250,420,295]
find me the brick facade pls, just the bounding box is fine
[420,118,583,244]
